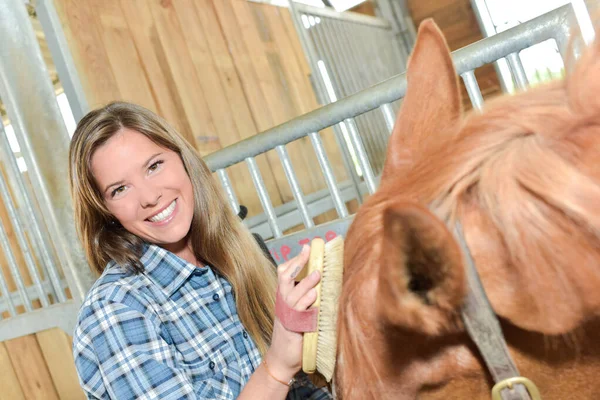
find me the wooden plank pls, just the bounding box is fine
[263,6,347,183]
[148,0,218,150]
[187,0,285,213]
[5,335,59,400]
[254,4,345,224]
[0,342,25,400]
[119,0,193,142]
[52,0,120,108]
[213,0,322,217]
[280,9,311,78]
[227,0,323,204]
[94,0,157,112]
[36,328,86,400]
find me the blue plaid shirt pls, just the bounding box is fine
[73,243,331,399]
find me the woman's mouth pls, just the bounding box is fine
[147,199,177,224]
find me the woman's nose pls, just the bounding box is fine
[139,186,162,208]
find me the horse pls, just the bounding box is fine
[335,18,600,399]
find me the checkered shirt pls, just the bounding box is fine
[73,243,332,399]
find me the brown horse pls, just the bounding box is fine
[336,19,600,399]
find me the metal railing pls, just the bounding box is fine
[0,0,93,341]
[205,4,581,263]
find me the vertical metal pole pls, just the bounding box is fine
[308,132,348,218]
[36,0,89,122]
[288,3,363,210]
[461,71,484,110]
[0,262,17,316]
[275,145,314,228]
[380,103,396,133]
[470,0,514,93]
[313,19,378,187]
[506,52,529,90]
[217,169,240,214]
[330,19,386,170]
[0,1,96,303]
[0,123,64,302]
[352,22,392,160]
[308,18,364,204]
[0,222,32,312]
[0,175,49,307]
[245,157,283,238]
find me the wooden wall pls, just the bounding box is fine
[52,0,349,222]
[0,329,84,400]
[407,0,502,108]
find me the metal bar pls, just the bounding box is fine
[245,178,370,238]
[470,0,513,92]
[245,157,283,238]
[308,132,348,218]
[0,262,17,316]
[0,124,65,302]
[216,169,240,214]
[266,215,355,266]
[324,19,379,163]
[461,71,485,110]
[275,145,314,229]
[288,3,363,216]
[345,120,377,194]
[317,19,378,187]
[205,5,573,171]
[0,1,96,303]
[0,222,32,312]
[351,22,392,164]
[506,52,529,90]
[36,0,89,122]
[308,17,364,204]
[0,278,67,314]
[293,2,390,28]
[0,173,49,307]
[381,103,396,132]
[0,300,79,342]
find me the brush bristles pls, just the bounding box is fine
[316,236,344,382]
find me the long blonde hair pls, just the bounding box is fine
[69,101,277,354]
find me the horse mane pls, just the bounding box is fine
[338,62,600,397]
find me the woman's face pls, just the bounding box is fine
[91,128,195,252]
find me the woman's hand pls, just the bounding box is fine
[265,245,321,383]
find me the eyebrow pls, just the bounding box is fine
[102,152,163,194]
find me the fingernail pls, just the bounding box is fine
[302,244,309,253]
[311,270,320,278]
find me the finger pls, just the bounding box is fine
[278,245,310,289]
[294,288,318,311]
[286,270,321,308]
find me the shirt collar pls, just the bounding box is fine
[140,243,201,297]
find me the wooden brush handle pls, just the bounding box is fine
[302,238,325,374]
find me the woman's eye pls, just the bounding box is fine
[148,160,164,173]
[111,186,125,198]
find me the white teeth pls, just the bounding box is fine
[149,200,176,223]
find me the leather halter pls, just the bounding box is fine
[453,223,541,400]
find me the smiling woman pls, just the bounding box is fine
[68,101,331,400]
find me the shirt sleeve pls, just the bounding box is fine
[287,373,333,400]
[74,300,212,400]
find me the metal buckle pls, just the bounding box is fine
[491,377,541,400]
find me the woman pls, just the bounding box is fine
[70,101,330,399]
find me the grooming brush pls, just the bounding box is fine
[296,236,344,382]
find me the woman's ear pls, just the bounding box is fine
[377,203,466,335]
[381,19,462,183]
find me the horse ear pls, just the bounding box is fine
[377,203,466,335]
[381,19,462,183]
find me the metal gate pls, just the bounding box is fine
[204,3,585,264]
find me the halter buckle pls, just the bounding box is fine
[491,376,541,400]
